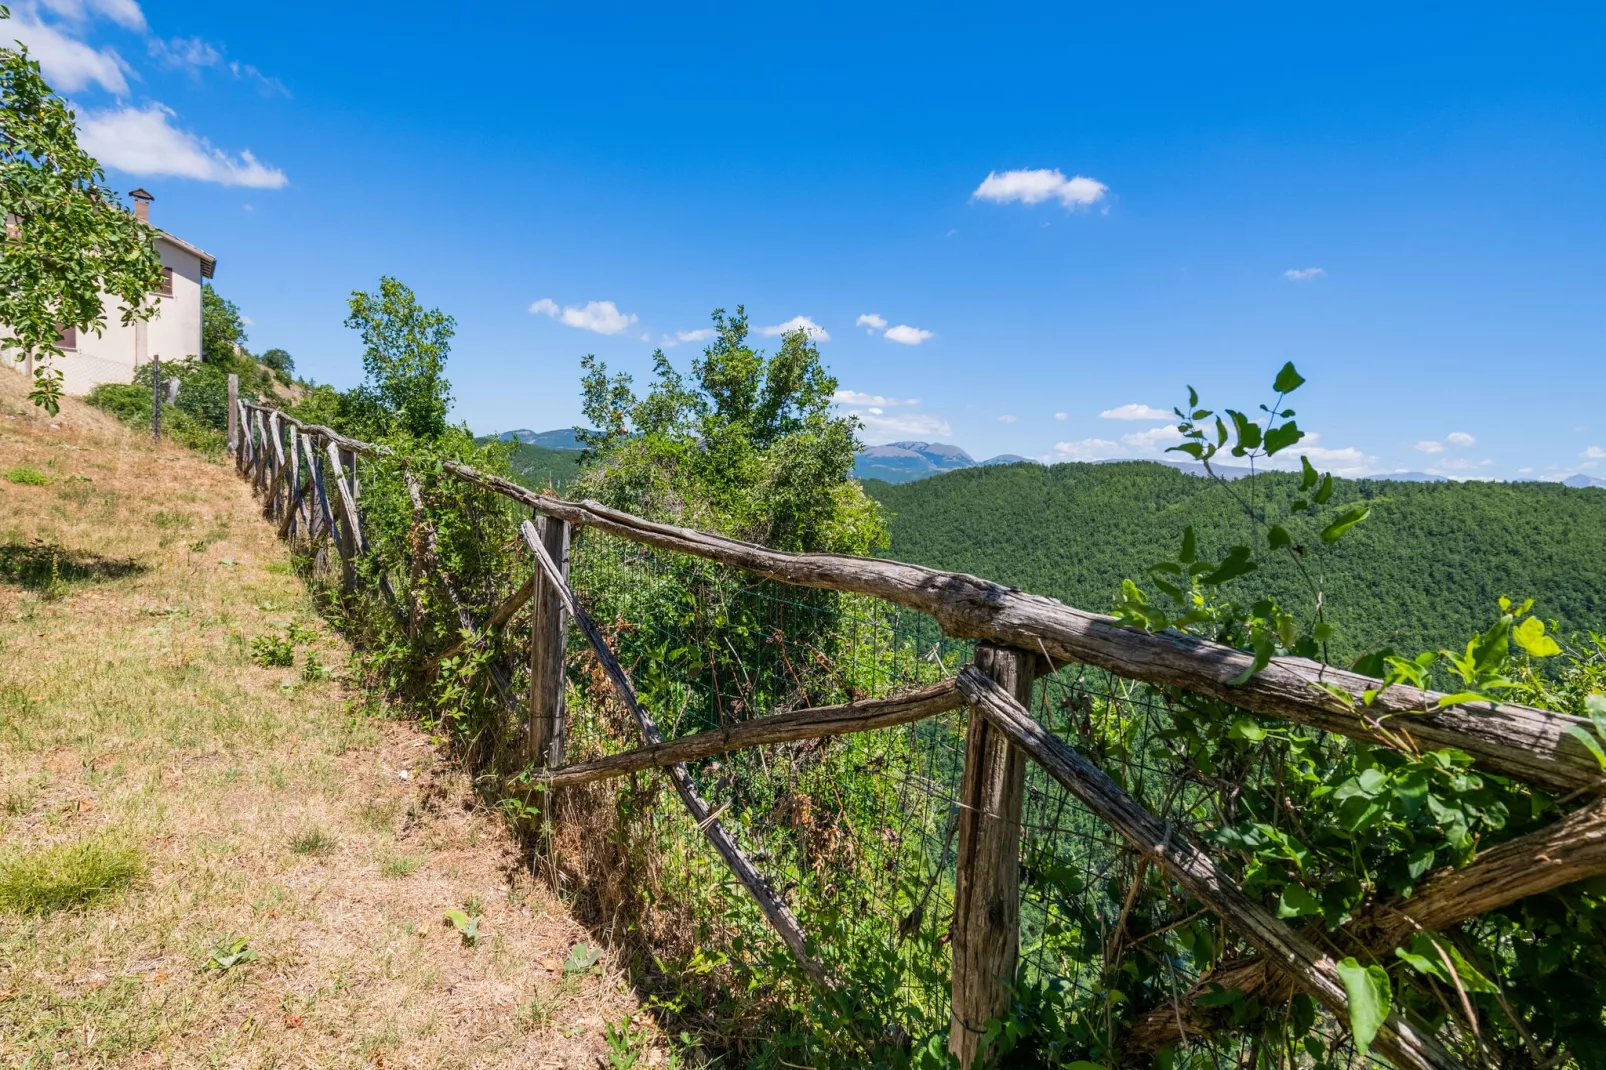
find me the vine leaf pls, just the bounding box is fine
[1563,724,1606,771]
[1335,956,1392,1056]
[1512,616,1562,658]
[1319,506,1369,544]
[1395,933,1498,993]
[1273,361,1306,394]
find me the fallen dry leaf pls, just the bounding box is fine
[283,1013,304,1028]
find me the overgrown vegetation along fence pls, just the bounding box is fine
[229,386,1606,1070]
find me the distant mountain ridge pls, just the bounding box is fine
[494,428,588,451]
[854,441,1037,483]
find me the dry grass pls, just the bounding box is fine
[0,370,666,1068]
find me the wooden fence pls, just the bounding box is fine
[227,383,1606,1070]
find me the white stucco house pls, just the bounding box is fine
[53,189,217,395]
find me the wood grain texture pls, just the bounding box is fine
[953,666,1459,1070]
[527,516,570,768]
[528,680,964,789]
[1123,796,1606,1055]
[951,646,1031,1070]
[519,519,833,990]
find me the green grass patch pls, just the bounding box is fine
[289,827,336,856]
[4,465,52,486]
[0,835,142,915]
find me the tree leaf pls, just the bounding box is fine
[1319,506,1369,544]
[1300,455,1320,491]
[1312,472,1335,505]
[1267,525,1292,550]
[1273,361,1306,394]
[1335,957,1391,1056]
[1563,725,1606,771]
[1587,693,1606,738]
[1179,525,1197,565]
[1263,420,1303,456]
[1201,545,1258,586]
[1277,884,1323,918]
[1512,616,1562,658]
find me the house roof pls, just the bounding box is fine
[156,230,216,279]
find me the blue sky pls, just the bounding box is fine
[12,1,1606,480]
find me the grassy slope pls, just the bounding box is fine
[865,461,1606,658]
[0,373,652,1067]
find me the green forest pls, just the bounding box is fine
[866,461,1606,660]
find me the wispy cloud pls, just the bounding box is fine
[856,313,887,333]
[79,103,288,187]
[148,34,220,70]
[997,414,1017,424]
[1584,446,1606,460]
[1053,412,1067,420]
[1120,426,1183,451]
[39,0,145,30]
[1099,403,1172,421]
[662,328,716,347]
[759,315,829,341]
[1283,267,1326,281]
[851,411,952,440]
[1416,431,1476,454]
[5,8,132,93]
[973,168,1108,209]
[1052,438,1122,462]
[883,324,934,345]
[1426,456,1494,475]
[529,298,638,336]
[833,390,918,408]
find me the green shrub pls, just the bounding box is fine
[3,465,51,485]
[0,836,142,915]
[250,631,295,668]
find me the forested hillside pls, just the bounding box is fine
[866,461,1606,658]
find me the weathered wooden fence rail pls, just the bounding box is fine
[229,391,1606,1069]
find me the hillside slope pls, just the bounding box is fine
[865,460,1606,658]
[0,373,654,1067]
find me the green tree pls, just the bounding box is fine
[0,8,166,414]
[343,276,454,442]
[578,306,885,555]
[258,347,294,376]
[200,283,248,365]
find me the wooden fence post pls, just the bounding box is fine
[950,643,1032,1070]
[226,374,238,459]
[527,515,570,767]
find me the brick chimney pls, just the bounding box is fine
[130,188,153,223]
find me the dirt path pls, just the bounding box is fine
[0,376,660,1068]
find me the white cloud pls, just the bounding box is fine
[856,313,887,333]
[1285,445,1377,477]
[833,390,919,408]
[1052,438,1122,462]
[998,414,1018,424]
[1518,466,1535,475]
[1099,403,1172,421]
[662,328,716,347]
[1415,440,1446,454]
[1426,457,1494,476]
[5,9,131,93]
[1054,412,1067,420]
[148,35,220,70]
[849,410,952,440]
[759,315,829,341]
[38,0,145,30]
[973,168,1108,209]
[1584,446,1606,460]
[78,103,288,187]
[1284,267,1326,281]
[529,298,638,336]
[1446,431,1476,447]
[1120,426,1184,452]
[883,324,934,345]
